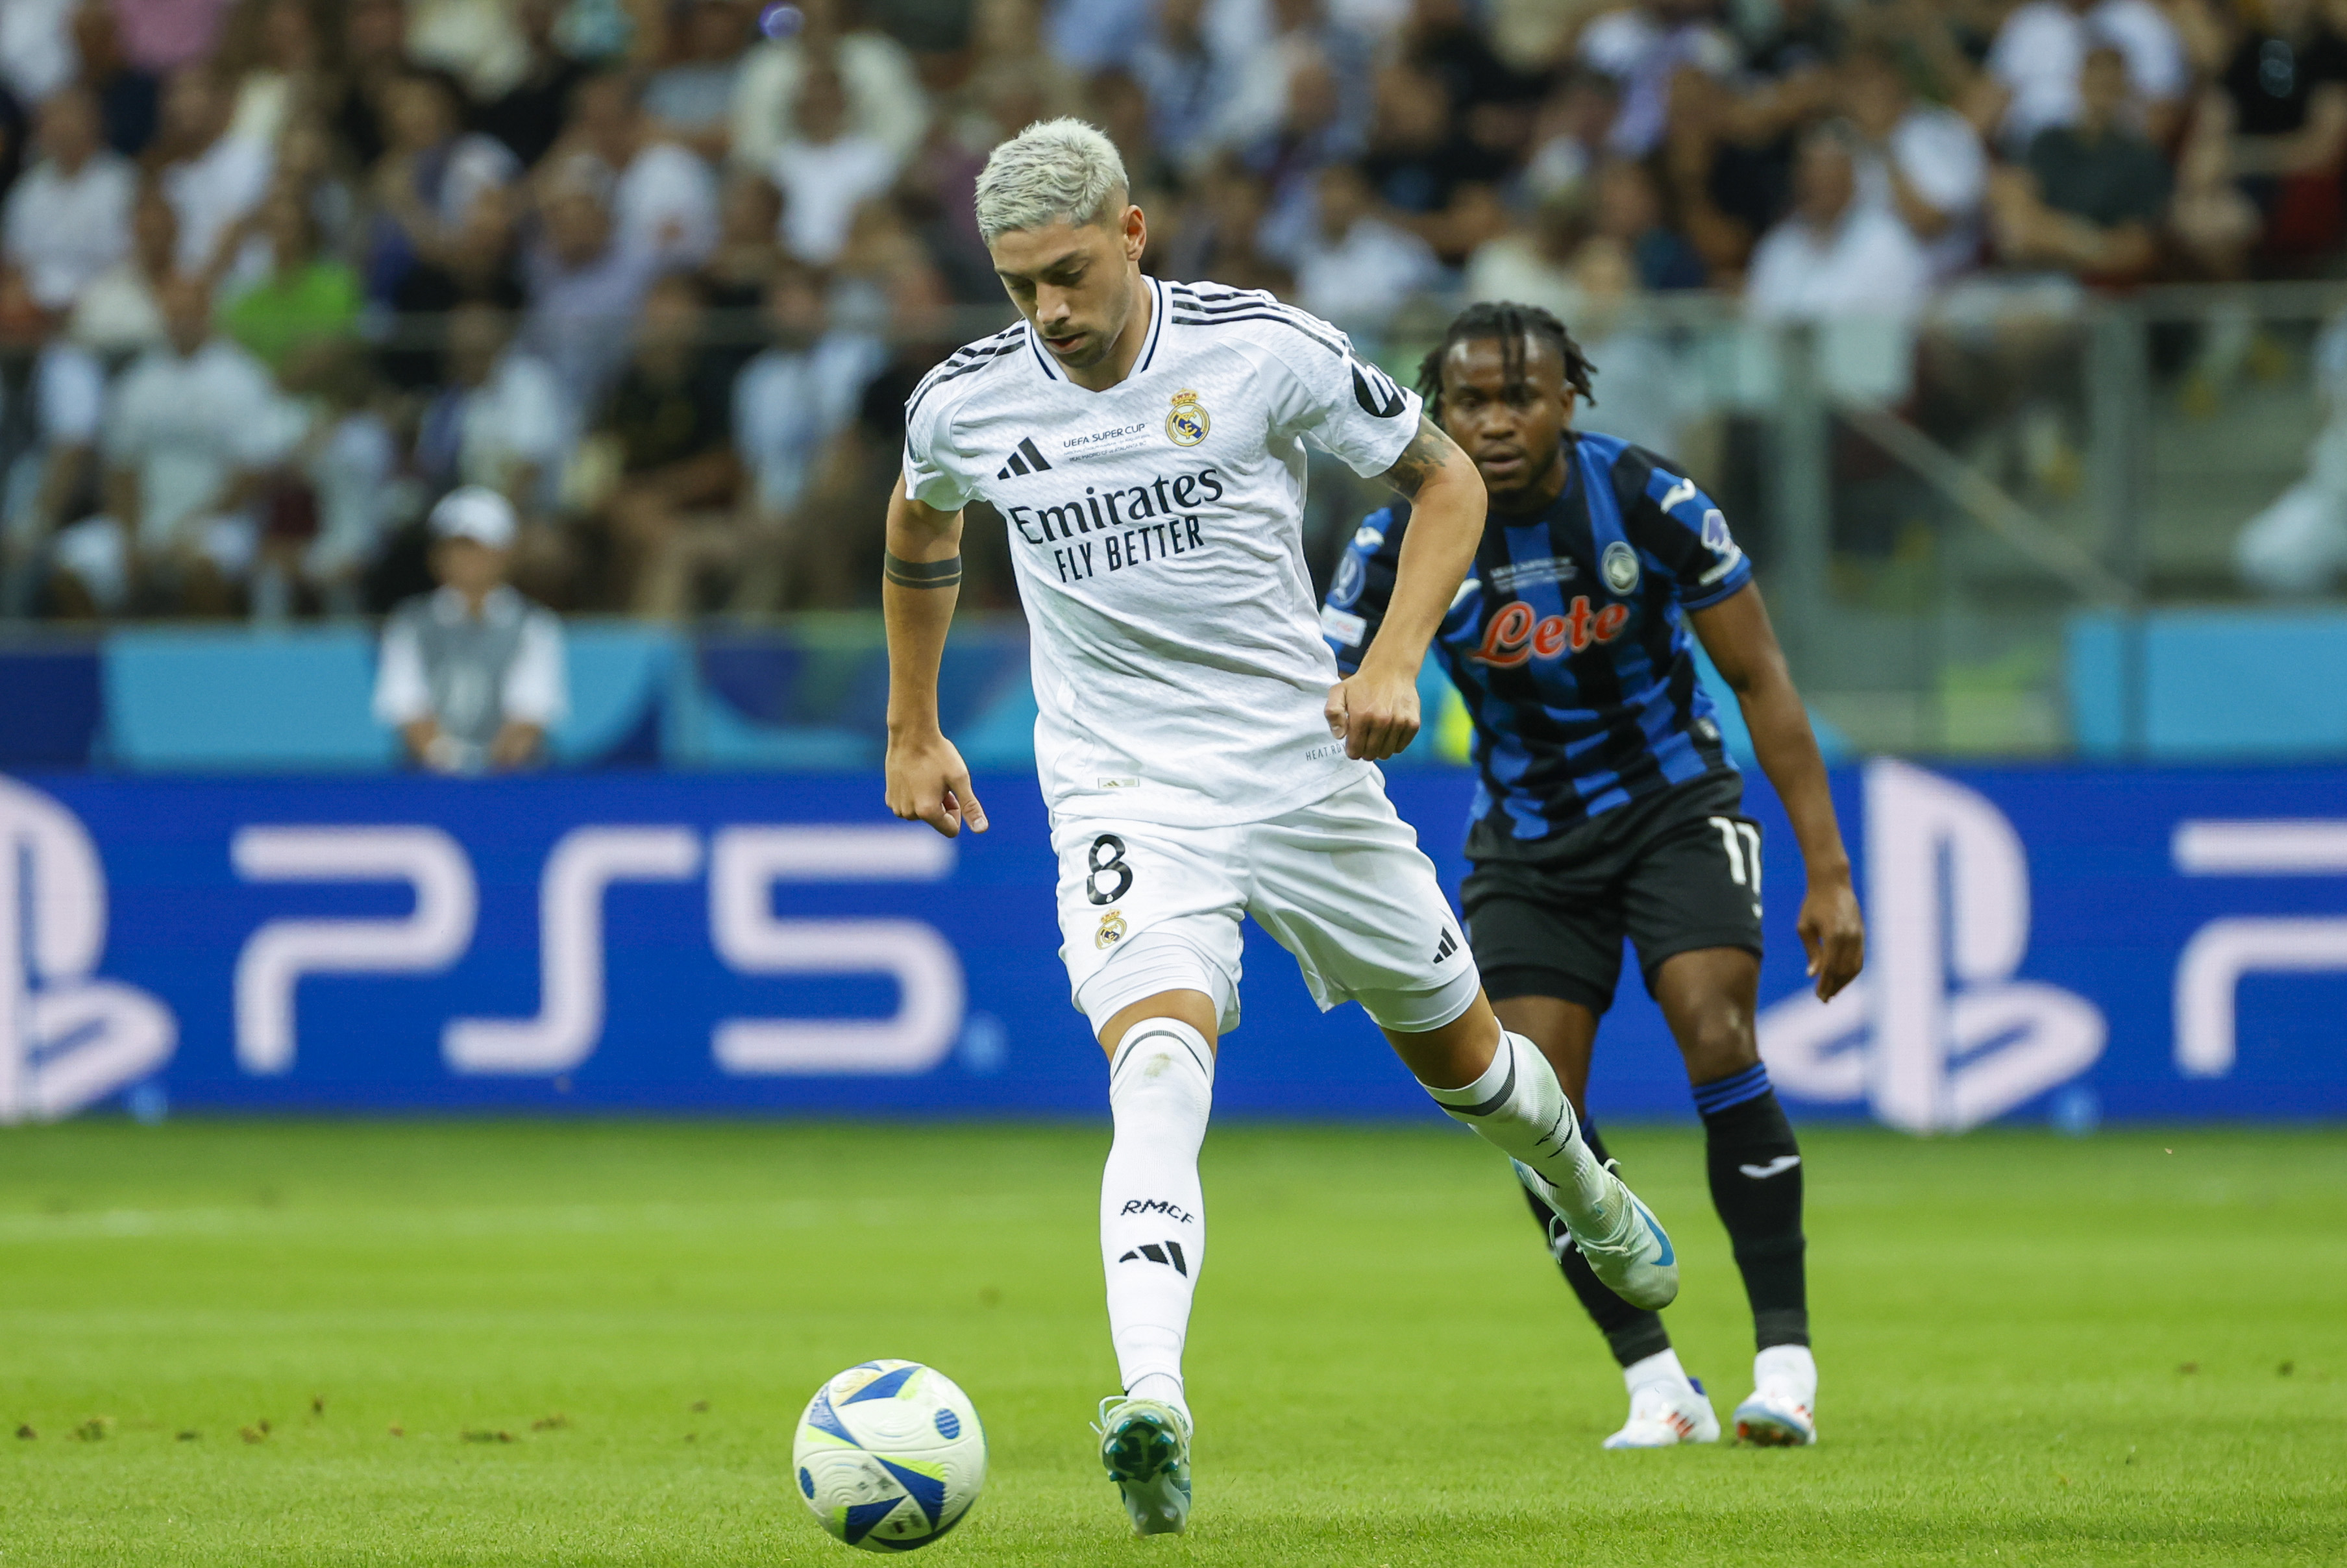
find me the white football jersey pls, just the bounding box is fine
[903,277,1425,827]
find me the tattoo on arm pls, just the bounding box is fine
[1378,414,1460,499]
[884,550,963,589]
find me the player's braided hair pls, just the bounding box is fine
[1414,302,1599,415]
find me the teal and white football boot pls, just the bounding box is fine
[1094,1395,1192,1535]
[1513,1157,1680,1310]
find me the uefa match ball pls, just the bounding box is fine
[793,1360,987,1551]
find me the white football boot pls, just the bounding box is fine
[1603,1352,1720,1449]
[1512,1158,1679,1310]
[1094,1395,1193,1534]
[1733,1344,1818,1446]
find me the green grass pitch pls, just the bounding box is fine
[0,1118,2340,1565]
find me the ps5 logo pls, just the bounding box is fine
[1757,760,2106,1133]
[234,824,965,1079]
[0,778,176,1124]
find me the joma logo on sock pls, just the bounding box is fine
[1120,1199,1196,1223]
[1118,1240,1188,1276]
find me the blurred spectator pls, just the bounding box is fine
[69,178,181,352]
[702,169,785,310]
[1592,158,1707,289]
[3,86,136,313]
[590,273,741,617]
[323,0,411,169]
[1522,67,1619,203]
[1988,0,2189,153]
[217,0,325,151]
[730,0,928,172]
[217,188,362,370]
[1,0,77,108]
[415,299,573,517]
[1464,188,1593,325]
[1986,47,2169,283]
[408,0,530,102]
[1214,0,1371,158]
[557,72,719,272]
[374,486,568,774]
[731,264,884,609]
[1747,124,1930,400]
[267,343,398,615]
[522,169,659,408]
[963,0,1087,130]
[1578,0,1739,158]
[154,63,273,276]
[768,62,898,265]
[1294,161,1439,328]
[1359,62,1508,259]
[1843,47,1989,281]
[1133,0,1229,160]
[1165,154,1292,295]
[1402,0,1543,159]
[475,0,589,170]
[57,274,302,615]
[114,0,236,77]
[71,2,162,158]
[2237,308,2347,592]
[2209,0,2347,262]
[646,0,756,163]
[1749,125,1931,317]
[0,342,106,617]
[366,67,520,300]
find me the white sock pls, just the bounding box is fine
[1623,1347,1694,1396]
[1754,1343,1817,1403]
[1100,1018,1213,1424]
[1420,1031,1612,1227]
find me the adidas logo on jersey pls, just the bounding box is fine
[1118,1240,1189,1276]
[997,437,1053,478]
[1433,928,1458,963]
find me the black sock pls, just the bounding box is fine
[1522,1120,1669,1367]
[1695,1067,1808,1351]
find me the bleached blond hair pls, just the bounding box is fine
[973,118,1129,244]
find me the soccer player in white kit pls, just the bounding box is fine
[880,120,1679,1536]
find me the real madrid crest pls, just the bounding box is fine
[1096,908,1129,949]
[1166,389,1209,447]
[1601,540,1641,594]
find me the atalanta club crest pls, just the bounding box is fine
[1601,540,1641,594]
[1166,389,1209,447]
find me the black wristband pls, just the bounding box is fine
[884,551,963,589]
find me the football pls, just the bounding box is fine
[793,1361,987,1551]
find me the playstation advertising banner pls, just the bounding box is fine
[2,763,2342,1129]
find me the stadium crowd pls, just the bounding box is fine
[0,0,2341,619]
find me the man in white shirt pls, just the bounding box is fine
[374,487,568,774]
[1845,47,1987,281]
[766,61,898,266]
[1987,0,2188,153]
[3,87,136,314]
[565,71,719,271]
[55,276,301,615]
[155,64,274,276]
[1746,124,1931,403]
[728,0,928,171]
[880,118,1679,1537]
[416,300,574,515]
[732,266,883,606]
[0,343,106,616]
[1294,160,1442,331]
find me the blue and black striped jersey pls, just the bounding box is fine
[1323,432,1753,856]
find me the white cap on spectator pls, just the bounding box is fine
[429,486,519,550]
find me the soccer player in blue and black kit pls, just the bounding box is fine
[1324,303,1865,1449]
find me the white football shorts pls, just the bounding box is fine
[1053,774,1482,1040]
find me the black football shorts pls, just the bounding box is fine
[1460,770,1765,1014]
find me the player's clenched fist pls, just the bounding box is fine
[885,729,989,838]
[1325,668,1421,762]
